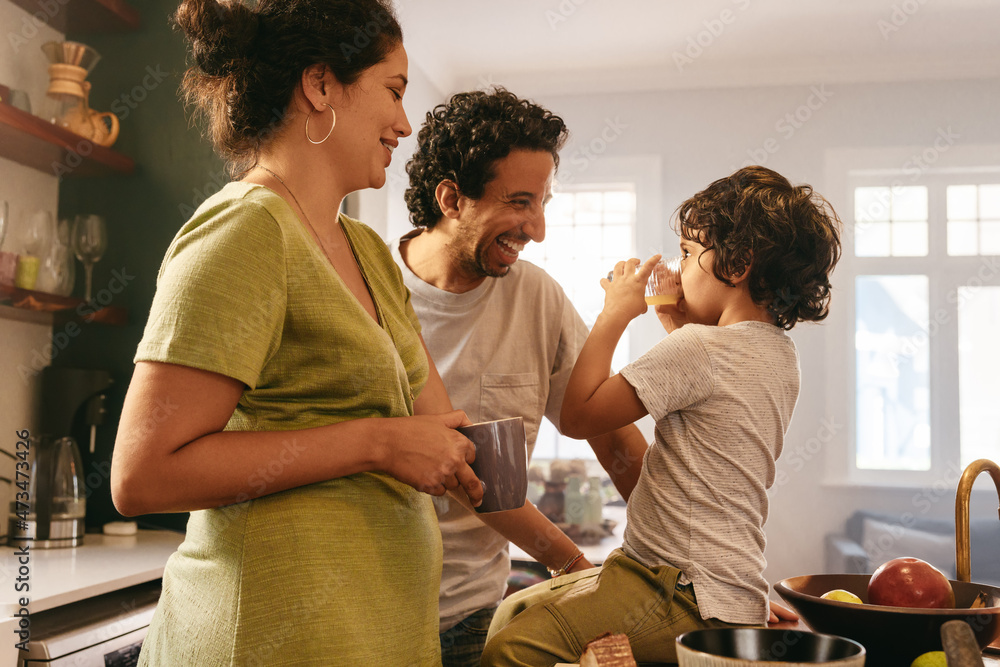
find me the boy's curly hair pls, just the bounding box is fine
[675,166,842,330]
[404,87,569,228]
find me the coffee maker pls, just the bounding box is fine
[8,367,113,549]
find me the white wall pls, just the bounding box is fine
[521,76,1000,585]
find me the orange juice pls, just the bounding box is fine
[644,294,680,306]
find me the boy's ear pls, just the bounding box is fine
[728,259,752,285]
[434,180,462,220]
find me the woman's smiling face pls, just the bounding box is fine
[328,43,412,192]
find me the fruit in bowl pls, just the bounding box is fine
[774,573,1000,667]
[821,589,863,604]
[867,557,956,609]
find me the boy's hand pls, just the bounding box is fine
[654,300,688,333]
[601,255,661,325]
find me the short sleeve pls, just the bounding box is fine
[619,325,715,420]
[135,199,287,388]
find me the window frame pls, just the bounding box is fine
[823,145,1000,488]
[531,155,663,460]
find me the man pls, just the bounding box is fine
[391,87,648,667]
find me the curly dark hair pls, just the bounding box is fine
[674,166,843,330]
[404,87,569,229]
[174,0,402,177]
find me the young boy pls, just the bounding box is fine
[481,166,843,666]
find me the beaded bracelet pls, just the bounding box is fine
[548,551,585,577]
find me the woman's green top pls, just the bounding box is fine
[134,182,440,666]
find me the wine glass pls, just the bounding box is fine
[71,214,107,302]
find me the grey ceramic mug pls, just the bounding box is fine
[457,417,527,514]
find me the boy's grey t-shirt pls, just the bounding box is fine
[619,321,799,625]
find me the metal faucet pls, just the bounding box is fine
[955,458,1000,583]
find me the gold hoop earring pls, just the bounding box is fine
[305,103,336,145]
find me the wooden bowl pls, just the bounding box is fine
[775,574,1000,667]
[676,628,865,666]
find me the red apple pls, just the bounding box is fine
[867,557,956,608]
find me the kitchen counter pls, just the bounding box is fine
[0,529,183,617]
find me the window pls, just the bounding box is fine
[826,147,1000,485]
[947,184,1000,256]
[522,184,636,460]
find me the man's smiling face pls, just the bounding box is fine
[448,149,555,280]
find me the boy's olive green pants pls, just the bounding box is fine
[482,549,730,666]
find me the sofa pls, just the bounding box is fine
[825,509,1000,586]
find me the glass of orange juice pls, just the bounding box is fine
[645,255,683,306]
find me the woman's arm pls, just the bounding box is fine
[111,360,481,516]
[560,256,659,439]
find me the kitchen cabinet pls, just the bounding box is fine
[0,284,126,326]
[0,0,138,326]
[0,100,134,178]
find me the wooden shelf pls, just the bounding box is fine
[0,284,127,326]
[9,0,140,33]
[0,100,134,177]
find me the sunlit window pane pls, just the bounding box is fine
[891,221,928,256]
[856,187,890,222]
[947,184,1000,256]
[893,187,928,221]
[522,184,637,460]
[948,221,978,256]
[575,225,603,253]
[981,185,1000,219]
[957,286,1000,468]
[546,194,574,226]
[856,220,891,257]
[604,191,635,212]
[981,221,1000,255]
[602,225,632,258]
[853,186,927,257]
[576,192,603,212]
[947,185,978,220]
[545,226,574,251]
[855,275,931,471]
[603,210,631,225]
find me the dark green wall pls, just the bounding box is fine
[59,0,223,532]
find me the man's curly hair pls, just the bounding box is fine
[405,87,569,228]
[675,166,843,330]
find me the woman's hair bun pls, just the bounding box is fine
[175,0,260,77]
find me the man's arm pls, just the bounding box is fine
[586,425,647,501]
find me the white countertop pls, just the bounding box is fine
[0,529,184,617]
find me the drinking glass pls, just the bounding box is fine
[41,218,75,296]
[15,210,54,290]
[0,201,17,286]
[644,255,683,306]
[71,214,107,302]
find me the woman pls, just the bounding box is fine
[111,1,481,664]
